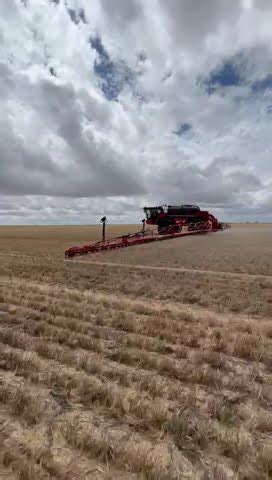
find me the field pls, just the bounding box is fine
[0,224,272,479]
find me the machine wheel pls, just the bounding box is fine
[157,220,171,235]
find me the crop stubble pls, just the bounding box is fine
[0,224,271,479]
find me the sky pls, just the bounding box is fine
[1,0,272,224]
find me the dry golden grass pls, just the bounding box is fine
[0,224,272,479]
[0,224,139,258]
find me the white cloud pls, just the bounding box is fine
[1,0,272,224]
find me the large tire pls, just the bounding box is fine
[157,220,171,235]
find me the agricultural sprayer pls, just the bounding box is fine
[65,204,230,258]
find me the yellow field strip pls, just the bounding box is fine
[0,253,35,258]
[65,258,272,281]
[1,250,272,281]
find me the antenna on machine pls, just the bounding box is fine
[100,216,107,242]
[141,218,146,233]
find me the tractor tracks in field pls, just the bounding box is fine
[64,258,272,282]
[1,249,272,281]
[0,252,34,258]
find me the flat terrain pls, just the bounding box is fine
[0,224,271,479]
[87,224,272,275]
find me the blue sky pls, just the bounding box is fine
[204,61,242,93]
[173,123,192,136]
[90,36,134,101]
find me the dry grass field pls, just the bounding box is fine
[0,224,272,479]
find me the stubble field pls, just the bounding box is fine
[0,224,271,479]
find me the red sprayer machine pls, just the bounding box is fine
[65,204,230,258]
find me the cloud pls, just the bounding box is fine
[158,0,242,48]
[0,0,272,224]
[0,68,144,197]
[251,74,272,94]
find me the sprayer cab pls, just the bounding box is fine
[143,204,220,233]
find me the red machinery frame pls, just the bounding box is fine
[65,221,229,258]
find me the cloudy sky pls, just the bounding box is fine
[1,0,272,224]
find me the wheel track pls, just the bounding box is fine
[1,250,272,280]
[65,258,272,282]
